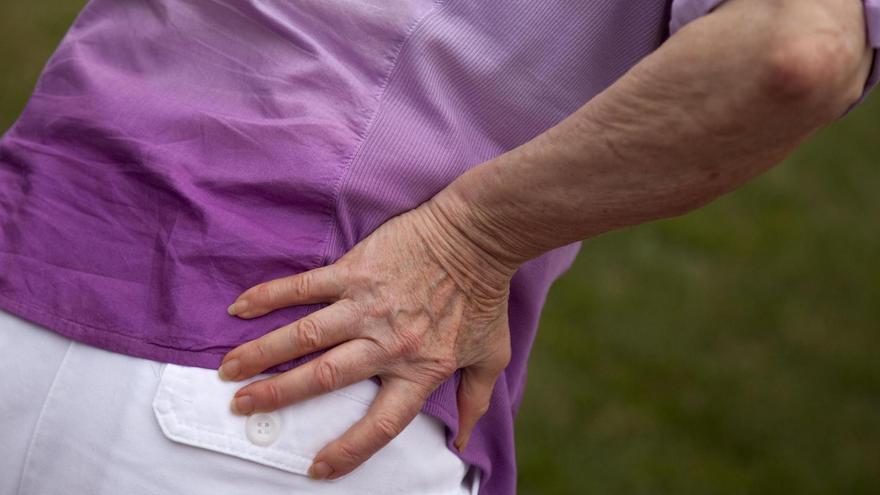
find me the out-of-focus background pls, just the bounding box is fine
[2,3,877,494]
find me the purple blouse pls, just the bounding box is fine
[1,1,877,493]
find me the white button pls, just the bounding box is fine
[245,412,282,446]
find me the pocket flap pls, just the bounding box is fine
[151,362,378,477]
[151,363,479,493]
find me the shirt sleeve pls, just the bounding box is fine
[669,0,880,109]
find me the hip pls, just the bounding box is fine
[0,307,480,495]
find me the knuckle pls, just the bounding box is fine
[362,337,394,370]
[415,367,452,389]
[262,381,284,409]
[356,297,388,320]
[314,359,343,392]
[294,318,322,350]
[393,328,424,357]
[334,263,353,291]
[255,283,274,305]
[434,355,457,376]
[342,266,367,292]
[290,274,311,299]
[335,440,362,464]
[253,340,271,362]
[373,413,402,442]
[409,356,456,387]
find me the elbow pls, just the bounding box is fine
[759,28,869,120]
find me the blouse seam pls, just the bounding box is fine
[315,0,453,268]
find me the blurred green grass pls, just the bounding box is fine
[2,3,877,494]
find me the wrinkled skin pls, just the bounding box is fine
[218,196,518,480]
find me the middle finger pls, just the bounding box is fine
[219,299,361,381]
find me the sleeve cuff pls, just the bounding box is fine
[670,0,880,109]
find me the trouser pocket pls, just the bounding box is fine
[153,363,475,494]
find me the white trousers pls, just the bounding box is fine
[0,308,480,495]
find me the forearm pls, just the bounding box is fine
[426,0,873,269]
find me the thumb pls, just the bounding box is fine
[454,365,500,453]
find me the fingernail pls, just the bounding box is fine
[218,359,241,381]
[308,461,334,480]
[230,394,254,415]
[227,300,249,316]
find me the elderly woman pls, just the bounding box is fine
[0,0,877,494]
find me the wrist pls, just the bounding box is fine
[396,195,514,307]
[419,180,536,274]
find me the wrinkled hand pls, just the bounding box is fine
[218,194,519,480]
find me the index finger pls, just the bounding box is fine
[307,377,431,480]
[228,264,345,319]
